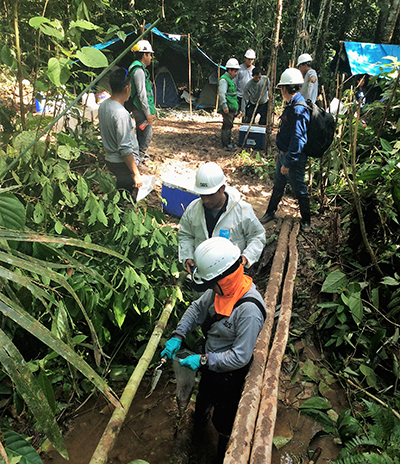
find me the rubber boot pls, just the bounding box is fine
[213,433,230,464]
[260,188,283,223]
[298,196,311,229]
[221,129,230,148]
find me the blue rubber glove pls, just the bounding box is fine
[180,355,201,371]
[161,337,182,360]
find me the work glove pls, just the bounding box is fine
[180,355,201,371]
[161,337,182,360]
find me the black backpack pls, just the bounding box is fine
[295,100,336,158]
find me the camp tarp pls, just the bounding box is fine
[343,41,400,76]
[196,82,217,109]
[154,66,180,107]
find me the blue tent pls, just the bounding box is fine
[343,41,400,76]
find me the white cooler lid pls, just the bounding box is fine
[239,125,266,134]
[162,170,197,194]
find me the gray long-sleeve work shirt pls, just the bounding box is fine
[175,284,265,372]
[241,76,270,113]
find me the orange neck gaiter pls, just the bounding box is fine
[214,265,253,317]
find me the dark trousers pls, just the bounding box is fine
[244,102,268,126]
[194,362,251,436]
[106,161,138,202]
[266,151,310,223]
[132,109,153,159]
[220,111,236,147]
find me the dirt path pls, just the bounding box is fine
[43,111,342,464]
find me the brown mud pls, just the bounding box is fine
[42,111,343,464]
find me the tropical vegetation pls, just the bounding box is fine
[0,0,400,462]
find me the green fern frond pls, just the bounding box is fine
[337,435,383,458]
[336,452,397,464]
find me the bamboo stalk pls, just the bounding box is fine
[0,437,10,464]
[88,272,186,464]
[13,0,26,131]
[224,217,293,464]
[249,221,300,464]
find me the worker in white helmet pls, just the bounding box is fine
[161,237,266,464]
[297,53,318,103]
[235,49,256,110]
[260,68,311,230]
[179,162,266,274]
[218,58,242,150]
[126,39,156,163]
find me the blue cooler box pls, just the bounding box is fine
[161,174,199,217]
[239,125,266,149]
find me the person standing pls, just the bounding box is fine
[218,58,241,150]
[241,67,270,126]
[297,53,318,103]
[179,162,266,274]
[127,39,156,162]
[259,68,311,230]
[161,237,266,464]
[235,49,256,110]
[98,68,143,201]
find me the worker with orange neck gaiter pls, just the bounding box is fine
[161,237,266,464]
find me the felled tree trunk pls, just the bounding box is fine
[249,222,300,464]
[224,217,293,464]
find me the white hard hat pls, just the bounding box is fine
[225,58,240,69]
[297,53,312,66]
[193,162,226,195]
[277,68,304,86]
[134,40,154,53]
[245,49,256,59]
[192,237,241,288]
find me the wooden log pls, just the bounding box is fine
[224,217,293,464]
[249,221,300,464]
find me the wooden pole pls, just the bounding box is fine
[88,273,186,464]
[224,217,293,464]
[214,64,221,114]
[249,221,300,464]
[188,34,192,115]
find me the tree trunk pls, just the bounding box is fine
[291,0,307,66]
[312,0,333,72]
[375,0,400,43]
[265,0,284,156]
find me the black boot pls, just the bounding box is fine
[221,129,230,148]
[213,434,230,464]
[298,196,311,230]
[260,188,284,224]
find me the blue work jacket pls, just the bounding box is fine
[276,93,310,168]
